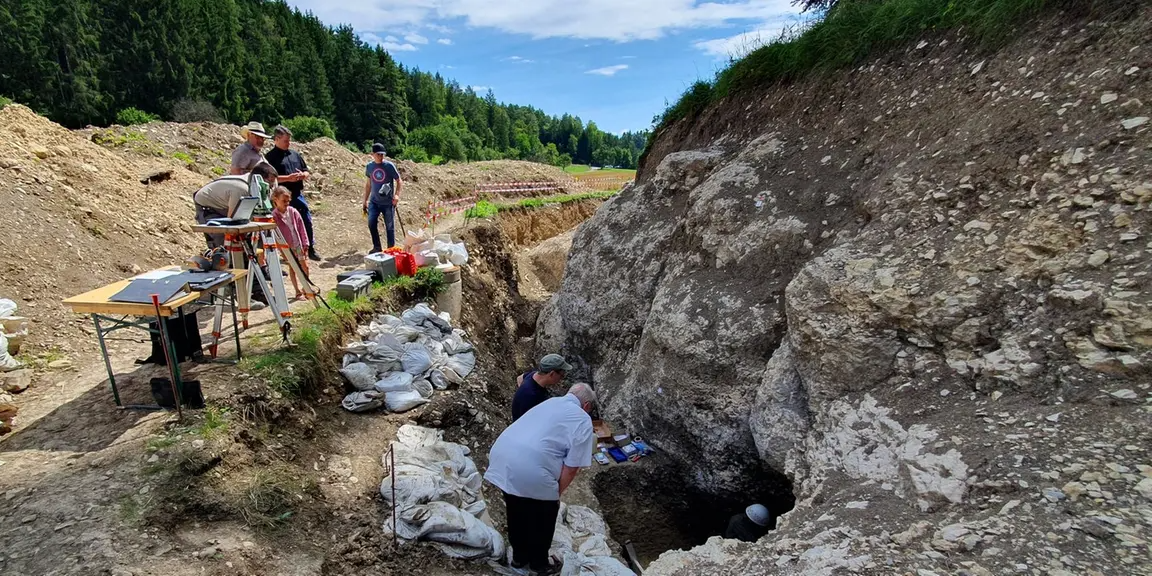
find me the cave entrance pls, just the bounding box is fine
[591,455,795,566]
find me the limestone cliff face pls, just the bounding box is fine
[542,9,1152,575]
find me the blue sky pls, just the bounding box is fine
[285,0,804,134]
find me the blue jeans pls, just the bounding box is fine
[367,201,395,251]
[289,194,315,249]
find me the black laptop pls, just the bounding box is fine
[206,196,259,227]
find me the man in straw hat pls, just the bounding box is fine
[231,121,270,175]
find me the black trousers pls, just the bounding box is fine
[503,491,560,570]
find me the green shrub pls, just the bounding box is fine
[0,95,11,109]
[412,267,446,300]
[116,107,159,126]
[397,144,431,164]
[172,151,194,164]
[281,116,336,142]
[342,142,365,154]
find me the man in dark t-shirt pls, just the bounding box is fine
[265,125,320,260]
[362,143,403,253]
[511,354,573,421]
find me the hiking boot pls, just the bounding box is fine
[308,248,321,261]
[530,564,561,576]
[369,248,382,255]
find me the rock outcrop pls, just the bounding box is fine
[543,9,1152,575]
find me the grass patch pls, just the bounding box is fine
[146,434,181,452]
[210,166,226,176]
[465,200,499,219]
[564,164,592,174]
[17,347,67,369]
[465,190,616,218]
[234,465,315,529]
[654,0,1091,133]
[118,493,155,526]
[195,406,229,438]
[171,151,194,165]
[238,275,423,399]
[0,95,11,109]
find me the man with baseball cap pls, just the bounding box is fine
[230,121,270,175]
[511,354,573,421]
[362,143,403,253]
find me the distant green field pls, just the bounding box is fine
[566,165,636,178]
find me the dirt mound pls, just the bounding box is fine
[0,104,209,355]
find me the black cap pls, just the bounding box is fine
[371,143,386,154]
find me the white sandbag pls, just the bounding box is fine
[442,331,474,355]
[447,242,468,266]
[341,391,385,413]
[403,303,451,332]
[559,552,634,576]
[401,342,433,375]
[550,523,575,559]
[344,341,373,355]
[391,324,423,342]
[375,371,415,393]
[566,506,610,539]
[342,353,359,368]
[0,299,16,319]
[340,363,377,391]
[366,359,403,376]
[441,367,464,385]
[444,351,476,379]
[386,389,429,413]
[0,333,19,372]
[429,370,449,390]
[386,501,505,561]
[412,378,434,399]
[577,535,613,558]
[371,333,406,362]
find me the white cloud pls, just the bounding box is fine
[586,64,628,76]
[361,33,419,52]
[505,55,535,64]
[693,17,804,58]
[469,85,491,92]
[405,33,429,44]
[437,38,453,45]
[621,55,637,59]
[289,0,799,42]
[426,24,453,34]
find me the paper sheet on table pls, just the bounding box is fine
[133,270,181,281]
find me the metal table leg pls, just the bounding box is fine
[230,287,242,361]
[156,310,184,415]
[92,314,122,407]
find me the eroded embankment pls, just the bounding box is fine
[542,7,1152,576]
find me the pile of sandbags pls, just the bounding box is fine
[405,230,469,267]
[339,303,476,414]
[381,425,504,561]
[549,505,634,576]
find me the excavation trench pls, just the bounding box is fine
[589,456,796,565]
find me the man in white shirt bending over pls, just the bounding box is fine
[484,383,597,575]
